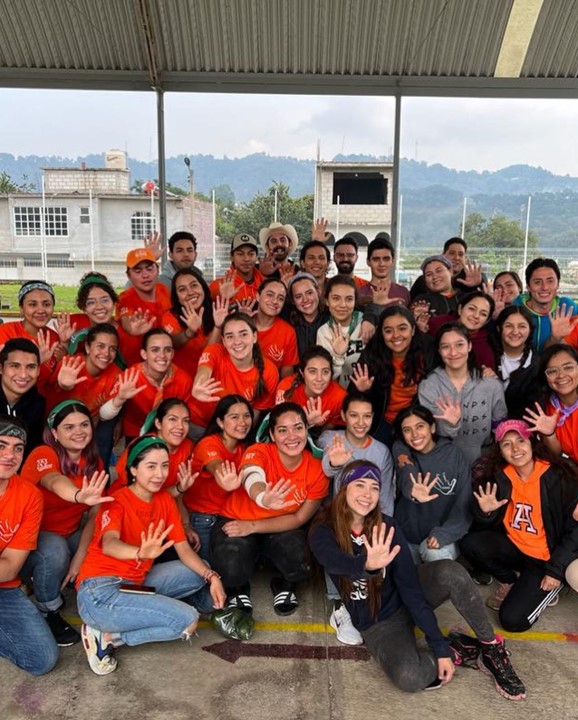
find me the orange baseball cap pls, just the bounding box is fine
[126,248,157,269]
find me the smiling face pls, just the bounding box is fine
[84,287,115,324]
[444,243,466,275]
[20,289,54,331]
[438,330,471,372]
[290,278,320,318]
[301,247,328,280]
[400,413,436,454]
[367,248,394,280]
[217,402,252,443]
[85,333,118,375]
[175,273,205,310]
[342,400,374,444]
[327,283,355,325]
[131,447,170,495]
[544,350,578,402]
[423,261,452,294]
[155,404,190,449]
[458,297,491,332]
[333,244,357,275]
[528,267,559,309]
[140,333,174,376]
[231,245,258,277]
[499,431,534,473]
[381,313,414,358]
[170,239,197,271]
[222,319,257,364]
[52,411,93,454]
[0,435,25,481]
[302,356,332,397]
[0,350,40,400]
[258,281,286,318]
[270,410,307,461]
[267,232,291,262]
[500,312,531,354]
[128,261,159,294]
[345,478,380,523]
[494,273,520,304]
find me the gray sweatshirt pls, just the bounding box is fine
[418,367,507,464]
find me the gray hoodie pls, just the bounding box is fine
[418,367,507,464]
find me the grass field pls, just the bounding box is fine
[0,284,124,315]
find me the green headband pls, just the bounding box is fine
[127,434,169,469]
[47,399,90,429]
[19,281,55,304]
[80,274,112,290]
[140,408,158,436]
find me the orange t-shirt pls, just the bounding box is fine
[116,284,171,327]
[257,318,300,370]
[188,343,278,427]
[46,353,121,417]
[76,487,186,587]
[161,309,210,375]
[563,323,578,349]
[384,357,418,423]
[503,459,551,561]
[547,401,578,463]
[223,443,328,521]
[21,446,103,537]
[209,266,265,306]
[0,475,43,588]
[0,321,59,393]
[183,435,246,514]
[275,375,346,426]
[110,437,195,494]
[353,275,369,289]
[111,363,193,438]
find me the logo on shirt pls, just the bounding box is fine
[397,454,413,468]
[435,472,457,496]
[0,519,20,543]
[510,503,537,535]
[36,458,52,472]
[101,510,111,530]
[267,345,285,363]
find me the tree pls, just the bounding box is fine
[0,171,35,193]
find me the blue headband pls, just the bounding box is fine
[340,463,382,487]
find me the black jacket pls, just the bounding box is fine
[0,385,46,460]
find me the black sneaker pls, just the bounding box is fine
[424,677,443,691]
[270,577,298,616]
[227,584,253,615]
[45,610,81,647]
[470,568,493,586]
[448,631,481,669]
[478,638,526,700]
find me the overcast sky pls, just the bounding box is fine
[3,89,578,176]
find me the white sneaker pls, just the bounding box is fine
[329,604,363,646]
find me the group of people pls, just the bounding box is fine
[1,221,577,702]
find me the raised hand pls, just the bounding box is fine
[139,519,175,560]
[236,297,258,317]
[144,231,164,260]
[76,470,114,506]
[214,460,242,491]
[305,396,330,427]
[262,478,295,510]
[410,299,431,333]
[487,283,505,319]
[473,482,509,514]
[481,365,498,379]
[180,302,204,334]
[329,323,349,357]
[279,262,296,288]
[350,363,374,392]
[360,320,376,345]
[212,295,229,329]
[36,329,58,365]
[258,251,278,277]
[218,271,237,301]
[192,375,223,402]
[125,308,154,336]
[115,367,147,403]
[549,303,578,340]
[523,402,559,437]
[327,434,353,468]
[175,460,198,494]
[311,217,329,242]
[456,260,483,288]
[57,355,88,391]
[434,394,462,426]
[56,312,78,344]
[410,472,439,503]
[362,522,401,571]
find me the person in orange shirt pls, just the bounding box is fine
[76,435,226,675]
[209,234,265,308]
[332,238,369,290]
[100,328,193,441]
[20,400,113,647]
[255,277,299,378]
[462,419,578,633]
[210,402,328,616]
[0,416,59,675]
[183,395,253,562]
[116,248,171,335]
[276,345,346,437]
[162,268,227,374]
[189,313,278,435]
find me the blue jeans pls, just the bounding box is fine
[77,560,212,647]
[0,587,59,675]
[22,529,81,612]
[408,540,458,564]
[189,512,218,563]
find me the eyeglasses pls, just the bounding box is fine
[545,362,578,379]
[85,297,114,309]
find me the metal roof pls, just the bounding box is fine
[0,0,577,97]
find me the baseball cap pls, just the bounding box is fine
[495,419,533,442]
[126,248,157,269]
[231,233,258,252]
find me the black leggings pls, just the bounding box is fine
[209,517,310,589]
[460,528,562,632]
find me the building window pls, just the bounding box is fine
[13,206,69,236]
[131,211,156,243]
[80,207,90,224]
[332,173,388,205]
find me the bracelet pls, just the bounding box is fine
[74,489,81,504]
[176,483,186,494]
[542,431,556,437]
[202,568,221,583]
[255,490,267,508]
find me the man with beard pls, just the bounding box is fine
[258,222,299,280]
[333,238,368,290]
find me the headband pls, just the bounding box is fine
[140,408,158,435]
[47,399,90,429]
[80,274,112,290]
[0,419,27,444]
[340,463,382,487]
[127,434,169,469]
[18,281,55,303]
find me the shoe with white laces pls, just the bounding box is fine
[329,604,363,646]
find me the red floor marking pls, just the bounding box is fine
[203,641,370,664]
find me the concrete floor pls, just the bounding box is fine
[2,574,577,720]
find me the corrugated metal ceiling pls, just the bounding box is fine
[0,0,577,96]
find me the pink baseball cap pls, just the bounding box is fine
[495,419,532,442]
